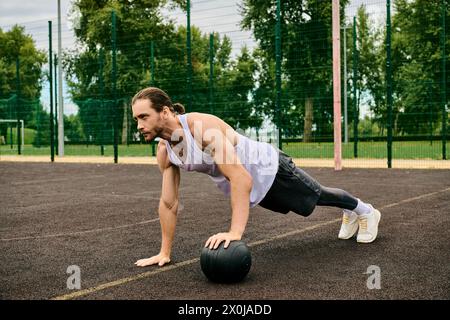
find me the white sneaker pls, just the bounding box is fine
[338,210,359,240]
[356,206,381,243]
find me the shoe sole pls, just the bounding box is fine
[338,222,359,240]
[357,209,381,243]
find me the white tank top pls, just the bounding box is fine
[164,114,279,207]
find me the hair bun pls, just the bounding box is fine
[173,103,186,115]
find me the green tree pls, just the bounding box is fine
[214,46,262,130]
[64,0,187,144]
[347,5,386,136]
[241,0,349,141]
[390,0,449,136]
[31,106,51,147]
[0,26,46,139]
[64,114,85,142]
[65,0,265,143]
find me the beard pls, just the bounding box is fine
[142,132,154,142]
[142,125,162,142]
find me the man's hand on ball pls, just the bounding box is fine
[205,231,242,250]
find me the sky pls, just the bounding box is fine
[0,0,386,116]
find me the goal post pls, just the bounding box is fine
[332,0,342,171]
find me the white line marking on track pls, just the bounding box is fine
[51,258,200,300]
[0,218,160,241]
[381,187,450,209]
[2,187,194,241]
[11,175,106,186]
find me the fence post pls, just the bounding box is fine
[9,96,13,149]
[441,0,447,160]
[57,0,64,157]
[148,41,156,157]
[332,0,342,170]
[386,0,393,168]
[150,41,155,86]
[99,47,105,156]
[111,10,118,163]
[187,0,192,112]
[275,0,282,150]
[343,23,348,144]
[54,53,59,156]
[15,56,22,155]
[49,21,55,162]
[353,16,359,158]
[209,33,214,115]
[427,81,433,145]
[35,99,40,147]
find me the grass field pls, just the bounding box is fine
[1,140,446,159]
[4,128,36,145]
[283,140,445,159]
[0,143,155,157]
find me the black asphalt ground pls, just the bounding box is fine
[1,162,449,300]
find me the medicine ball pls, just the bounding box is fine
[200,240,252,283]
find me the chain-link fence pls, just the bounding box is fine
[0,0,448,166]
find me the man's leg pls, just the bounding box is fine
[317,186,381,243]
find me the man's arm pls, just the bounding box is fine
[158,154,180,258]
[203,128,253,250]
[135,141,180,267]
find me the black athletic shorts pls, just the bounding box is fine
[258,150,322,217]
